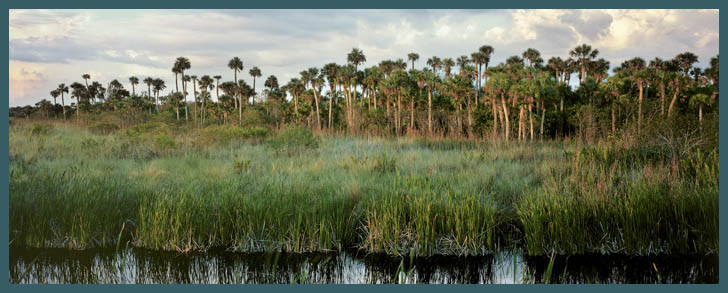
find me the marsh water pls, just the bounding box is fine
[9,247,717,284]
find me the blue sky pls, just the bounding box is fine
[9,9,719,106]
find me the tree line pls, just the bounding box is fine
[12,44,718,141]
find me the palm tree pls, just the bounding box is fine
[214,75,222,100]
[347,48,366,103]
[423,69,438,135]
[547,57,564,82]
[454,55,468,74]
[302,68,323,129]
[407,53,420,70]
[589,58,610,83]
[322,63,339,128]
[172,65,182,93]
[624,57,648,134]
[49,89,60,118]
[522,48,541,68]
[82,74,91,103]
[49,89,59,106]
[569,44,599,84]
[264,75,279,101]
[228,57,244,109]
[249,66,262,104]
[69,82,85,121]
[198,75,214,123]
[152,78,166,112]
[479,45,495,83]
[426,56,442,75]
[174,57,191,103]
[471,52,489,105]
[143,77,154,99]
[129,76,139,96]
[443,58,455,78]
[675,52,699,78]
[57,83,69,120]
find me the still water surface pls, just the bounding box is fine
[9,247,718,284]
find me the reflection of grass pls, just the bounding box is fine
[9,123,719,257]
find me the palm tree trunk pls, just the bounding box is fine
[611,104,616,137]
[517,105,524,141]
[528,102,534,141]
[638,83,644,135]
[397,92,402,136]
[427,88,432,136]
[313,87,321,130]
[410,94,414,134]
[501,93,510,141]
[328,88,333,129]
[668,89,678,118]
[61,93,66,120]
[660,82,666,116]
[540,100,545,140]
[492,98,499,139]
[76,97,80,122]
[238,94,243,125]
[699,104,703,125]
[467,96,473,138]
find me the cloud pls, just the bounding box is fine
[9,61,50,106]
[8,9,719,107]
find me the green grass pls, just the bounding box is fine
[9,121,718,256]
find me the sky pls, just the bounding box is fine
[8,9,719,107]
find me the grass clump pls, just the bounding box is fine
[27,123,53,136]
[267,126,319,154]
[195,125,269,147]
[88,123,120,135]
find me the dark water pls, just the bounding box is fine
[9,247,718,284]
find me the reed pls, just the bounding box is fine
[9,122,718,256]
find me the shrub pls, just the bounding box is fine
[241,108,268,127]
[372,152,397,173]
[27,123,53,137]
[89,123,120,135]
[233,157,253,174]
[197,125,269,146]
[154,135,176,150]
[126,122,171,137]
[267,126,319,154]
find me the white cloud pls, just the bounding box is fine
[8,9,719,107]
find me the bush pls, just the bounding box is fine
[267,126,319,154]
[196,125,269,146]
[126,122,171,137]
[89,123,120,135]
[233,157,253,174]
[27,123,53,137]
[241,108,268,127]
[372,152,397,173]
[154,135,176,150]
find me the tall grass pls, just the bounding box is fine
[9,121,718,256]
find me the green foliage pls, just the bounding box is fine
[89,122,120,135]
[9,124,718,257]
[27,123,53,136]
[241,108,268,127]
[372,152,397,173]
[126,122,171,137]
[233,157,252,174]
[153,135,176,150]
[196,125,269,146]
[267,126,319,154]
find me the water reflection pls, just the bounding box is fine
[9,248,717,284]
